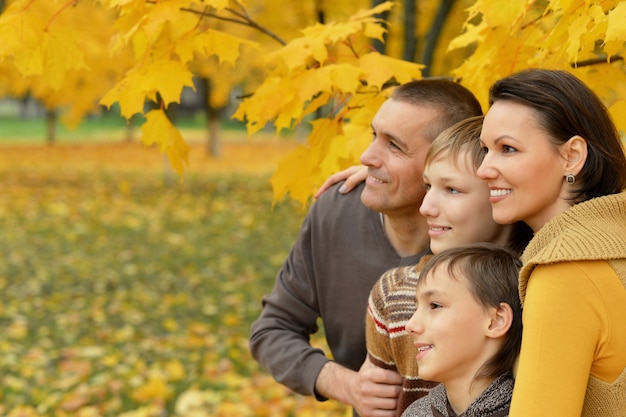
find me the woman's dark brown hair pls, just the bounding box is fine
[489,69,626,202]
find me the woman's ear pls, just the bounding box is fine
[562,135,588,176]
[486,303,513,339]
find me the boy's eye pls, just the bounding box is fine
[446,187,460,194]
[424,183,432,191]
[430,302,442,309]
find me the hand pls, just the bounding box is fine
[315,358,402,417]
[314,165,368,199]
[350,356,403,417]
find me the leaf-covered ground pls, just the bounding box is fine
[0,139,348,417]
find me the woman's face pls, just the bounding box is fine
[477,100,572,231]
[419,152,511,254]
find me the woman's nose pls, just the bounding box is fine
[477,155,496,180]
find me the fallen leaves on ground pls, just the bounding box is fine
[0,139,348,416]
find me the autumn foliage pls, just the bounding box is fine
[1,0,625,205]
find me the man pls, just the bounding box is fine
[249,80,482,417]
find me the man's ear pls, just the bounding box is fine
[562,135,588,176]
[486,303,513,339]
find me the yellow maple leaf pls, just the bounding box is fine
[327,64,362,94]
[350,1,395,21]
[196,30,258,66]
[301,92,332,120]
[270,145,316,206]
[472,0,528,27]
[41,28,88,90]
[100,68,146,119]
[132,376,172,402]
[143,58,195,106]
[605,2,626,42]
[267,35,327,71]
[141,109,189,176]
[294,70,333,103]
[448,20,488,52]
[359,53,423,89]
[0,3,43,58]
[164,359,186,381]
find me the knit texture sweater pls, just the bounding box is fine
[401,373,514,417]
[366,256,439,416]
[511,191,626,417]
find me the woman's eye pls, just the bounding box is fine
[424,183,432,192]
[503,145,517,153]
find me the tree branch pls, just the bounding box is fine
[571,55,623,68]
[145,0,287,46]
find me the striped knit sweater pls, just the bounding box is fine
[365,255,439,416]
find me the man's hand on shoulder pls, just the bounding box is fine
[314,165,368,199]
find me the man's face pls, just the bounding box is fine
[360,99,437,216]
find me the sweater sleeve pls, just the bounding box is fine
[249,203,329,398]
[366,268,400,369]
[510,262,604,416]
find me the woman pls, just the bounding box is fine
[477,68,626,416]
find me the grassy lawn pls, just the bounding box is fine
[0,134,348,416]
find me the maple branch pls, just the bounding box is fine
[154,0,286,46]
[571,55,623,68]
[44,0,78,32]
[222,3,286,46]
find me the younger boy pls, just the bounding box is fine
[402,243,522,417]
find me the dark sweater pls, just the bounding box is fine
[402,373,514,417]
[250,182,428,398]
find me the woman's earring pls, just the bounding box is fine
[565,173,576,185]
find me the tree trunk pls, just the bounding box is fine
[198,77,223,158]
[421,0,454,77]
[207,108,221,157]
[403,0,417,62]
[46,109,56,145]
[371,0,390,54]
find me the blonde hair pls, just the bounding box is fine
[424,115,484,170]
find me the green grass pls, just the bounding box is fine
[0,105,249,143]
